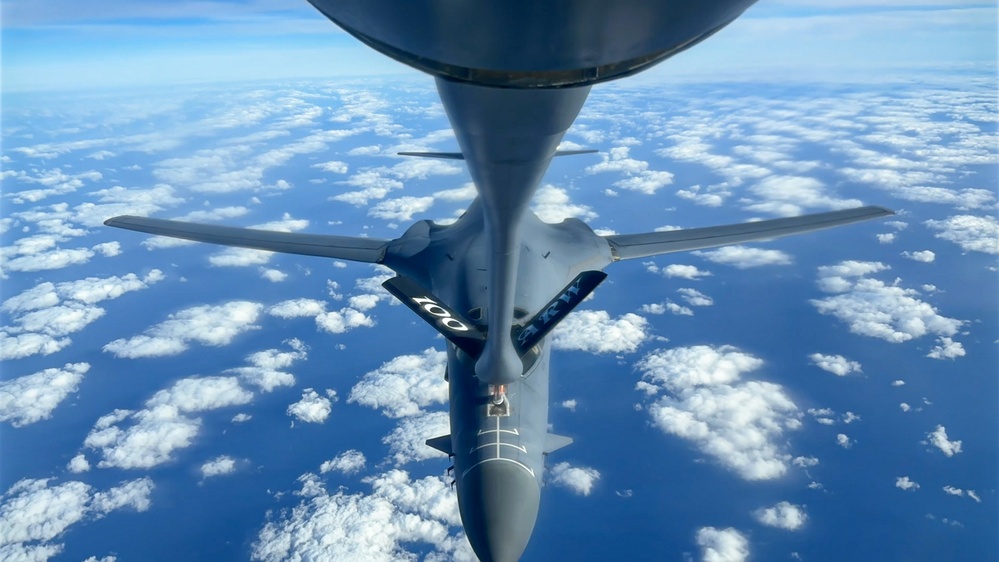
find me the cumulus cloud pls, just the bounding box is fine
[646,262,712,279]
[641,301,693,316]
[369,196,434,221]
[926,425,962,457]
[895,476,920,491]
[225,338,307,392]
[532,185,597,222]
[941,487,981,503]
[808,353,862,376]
[381,411,450,465]
[67,454,90,474]
[677,288,714,306]
[260,268,287,282]
[287,389,336,424]
[696,527,749,562]
[551,310,648,354]
[0,477,153,560]
[320,450,367,475]
[811,261,963,346]
[103,301,262,358]
[549,462,600,496]
[348,349,448,418]
[584,146,675,194]
[252,468,473,562]
[201,456,237,478]
[693,245,792,269]
[83,339,298,470]
[924,215,999,254]
[753,501,807,530]
[746,175,863,217]
[84,377,252,470]
[836,434,853,449]
[926,337,966,360]
[0,363,89,427]
[1,271,163,359]
[635,345,801,480]
[902,250,935,263]
[267,298,374,335]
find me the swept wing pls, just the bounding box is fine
[104,216,390,263]
[604,206,893,261]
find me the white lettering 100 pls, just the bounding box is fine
[411,297,469,332]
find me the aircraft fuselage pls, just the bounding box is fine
[383,201,613,562]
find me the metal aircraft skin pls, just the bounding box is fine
[105,2,894,561]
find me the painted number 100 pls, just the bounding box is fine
[411,297,469,332]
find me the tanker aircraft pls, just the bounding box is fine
[106,1,893,560]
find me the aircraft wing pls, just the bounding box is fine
[604,205,894,261]
[104,215,391,263]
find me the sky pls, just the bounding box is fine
[1,0,997,91]
[1,2,998,562]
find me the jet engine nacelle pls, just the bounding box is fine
[306,0,759,88]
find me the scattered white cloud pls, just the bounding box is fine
[0,363,89,427]
[641,301,693,316]
[811,261,963,345]
[896,476,920,491]
[320,450,366,475]
[877,233,896,244]
[201,456,237,478]
[0,477,153,560]
[753,501,807,531]
[926,425,962,457]
[226,338,307,392]
[792,456,818,468]
[924,215,999,254]
[552,310,648,354]
[902,250,935,263]
[647,263,712,280]
[677,288,714,306]
[252,468,472,562]
[636,345,801,480]
[260,268,288,282]
[696,526,749,562]
[836,434,853,449]
[103,301,262,358]
[83,340,300,469]
[808,353,862,376]
[549,462,600,496]
[560,399,578,412]
[1,271,164,359]
[926,337,966,360]
[381,411,451,465]
[369,196,434,221]
[942,486,980,502]
[67,454,90,474]
[287,389,336,424]
[268,297,375,335]
[532,185,597,222]
[694,245,792,268]
[348,349,448,418]
[746,174,862,217]
[313,160,348,174]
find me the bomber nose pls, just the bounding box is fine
[458,461,540,562]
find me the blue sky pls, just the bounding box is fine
[2,0,996,92]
